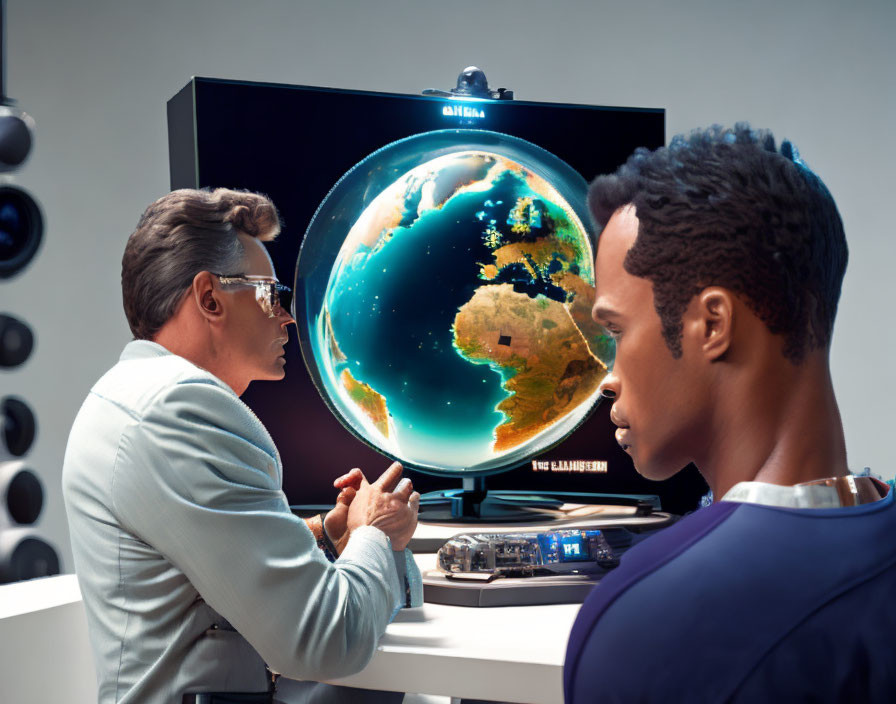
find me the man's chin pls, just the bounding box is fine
[632,456,682,483]
[255,364,287,383]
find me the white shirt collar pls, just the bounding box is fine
[721,475,887,509]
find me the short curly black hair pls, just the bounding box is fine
[589,124,847,363]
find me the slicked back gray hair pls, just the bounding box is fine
[121,188,281,340]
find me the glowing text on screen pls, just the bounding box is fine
[442,104,486,120]
[559,534,586,561]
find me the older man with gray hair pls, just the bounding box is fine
[63,188,421,704]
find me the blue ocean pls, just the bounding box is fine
[327,175,538,470]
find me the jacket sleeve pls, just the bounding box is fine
[110,378,402,681]
[393,549,424,609]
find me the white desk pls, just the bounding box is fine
[324,600,579,703]
[317,511,668,700]
[1,560,586,704]
[320,553,582,703]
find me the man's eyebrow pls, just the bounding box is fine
[592,304,621,323]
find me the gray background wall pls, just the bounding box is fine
[3,0,894,571]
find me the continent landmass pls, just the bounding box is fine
[483,234,610,362]
[549,270,613,361]
[323,307,347,364]
[340,368,391,440]
[478,228,609,342]
[340,153,499,259]
[452,283,607,452]
[490,239,581,278]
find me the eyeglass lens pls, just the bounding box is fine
[263,283,292,317]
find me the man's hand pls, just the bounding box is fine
[323,467,364,555]
[346,462,420,551]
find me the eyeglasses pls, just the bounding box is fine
[214,273,292,318]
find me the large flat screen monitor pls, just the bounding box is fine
[167,77,707,514]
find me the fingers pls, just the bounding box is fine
[333,467,365,490]
[373,461,403,492]
[335,486,357,506]
[332,469,353,488]
[394,477,414,502]
[408,491,420,513]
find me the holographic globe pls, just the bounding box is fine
[296,129,614,475]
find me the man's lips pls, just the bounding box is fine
[609,407,627,428]
[610,407,631,451]
[615,428,632,452]
[276,338,288,357]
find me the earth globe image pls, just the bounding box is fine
[295,129,615,478]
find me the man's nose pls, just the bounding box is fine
[598,371,619,400]
[278,308,296,327]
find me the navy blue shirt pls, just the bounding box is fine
[565,489,896,702]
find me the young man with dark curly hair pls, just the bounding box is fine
[564,125,896,702]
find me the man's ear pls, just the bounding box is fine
[192,271,223,322]
[696,287,734,362]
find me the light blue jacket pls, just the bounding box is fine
[62,340,421,703]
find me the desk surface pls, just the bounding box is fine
[4,561,584,703]
[321,553,582,703]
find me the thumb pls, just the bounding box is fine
[325,499,349,531]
